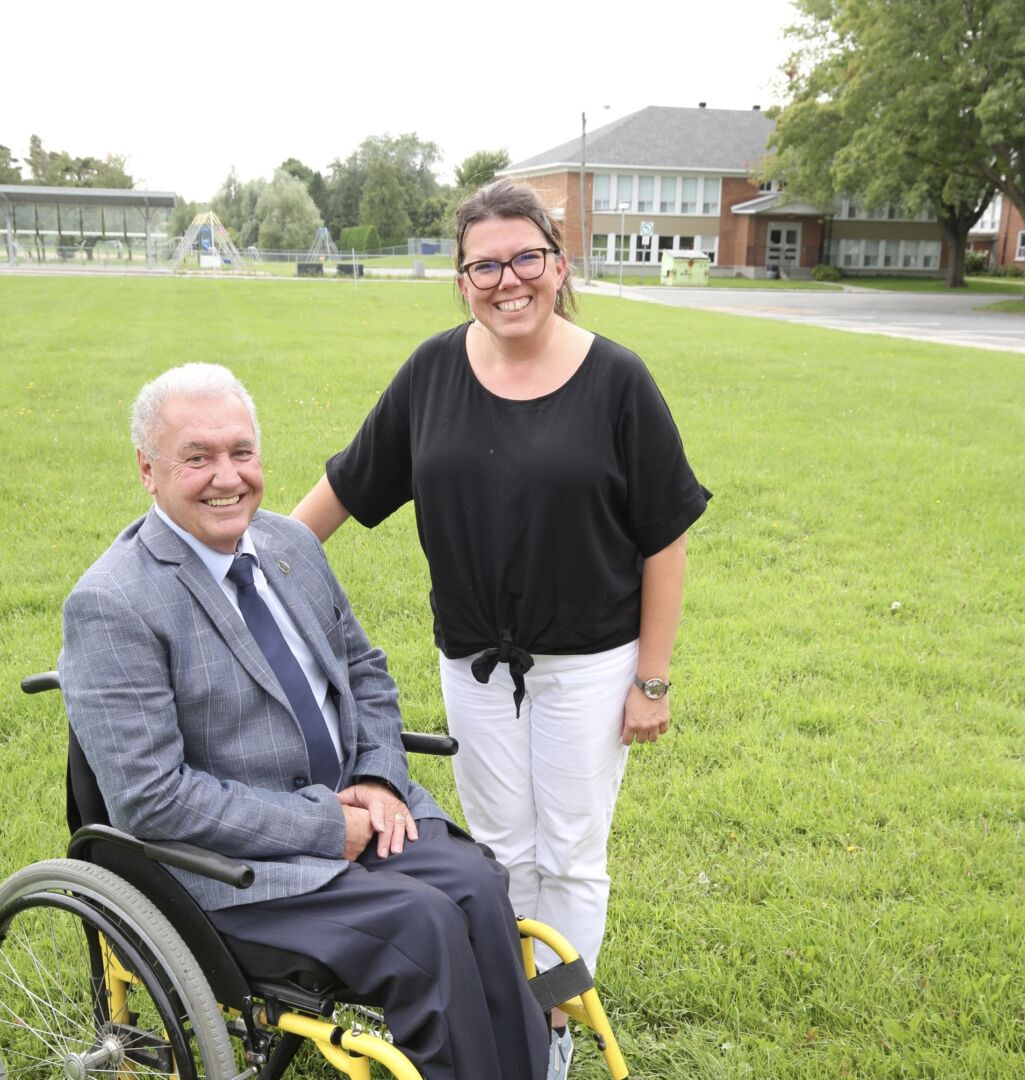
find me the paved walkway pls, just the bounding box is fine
[578,279,1025,354]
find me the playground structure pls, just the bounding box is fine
[169,211,247,272]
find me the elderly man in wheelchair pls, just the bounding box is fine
[0,363,627,1080]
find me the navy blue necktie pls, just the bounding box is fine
[227,553,340,790]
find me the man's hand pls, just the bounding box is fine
[621,684,670,746]
[338,782,418,857]
[340,804,375,860]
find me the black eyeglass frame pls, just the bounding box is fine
[458,247,560,290]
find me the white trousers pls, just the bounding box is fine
[439,641,636,973]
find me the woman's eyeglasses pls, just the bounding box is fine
[458,247,557,290]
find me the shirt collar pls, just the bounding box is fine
[153,504,258,585]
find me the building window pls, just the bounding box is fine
[680,178,698,214]
[702,177,720,215]
[883,242,897,268]
[592,234,611,261]
[615,233,632,262]
[679,236,695,250]
[1016,231,1025,260]
[975,196,1001,232]
[593,175,610,212]
[902,240,919,268]
[637,235,656,262]
[659,177,677,213]
[698,236,717,264]
[863,239,880,268]
[658,235,674,256]
[921,240,940,269]
[637,177,654,213]
[615,176,633,211]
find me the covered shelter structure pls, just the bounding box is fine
[0,186,176,269]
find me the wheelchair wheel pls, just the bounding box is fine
[0,859,236,1080]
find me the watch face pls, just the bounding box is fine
[642,678,668,699]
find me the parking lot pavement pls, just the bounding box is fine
[582,281,1025,354]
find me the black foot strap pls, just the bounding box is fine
[528,958,594,1013]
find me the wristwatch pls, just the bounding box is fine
[634,676,671,699]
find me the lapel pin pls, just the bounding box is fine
[277,560,292,575]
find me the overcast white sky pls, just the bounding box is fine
[5,0,800,203]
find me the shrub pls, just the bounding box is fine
[340,225,381,253]
[964,250,988,275]
[812,263,842,282]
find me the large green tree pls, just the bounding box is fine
[279,158,330,224]
[454,149,510,191]
[0,146,22,183]
[25,135,133,188]
[212,168,266,248]
[324,133,442,241]
[255,169,323,252]
[359,158,412,246]
[767,0,1023,286]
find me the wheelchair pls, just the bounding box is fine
[0,672,629,1080]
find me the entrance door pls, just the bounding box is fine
[766,222,801,268]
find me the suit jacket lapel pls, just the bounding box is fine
[139,511,293,714]
[255,539,345,693]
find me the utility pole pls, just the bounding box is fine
[580,112,589,285]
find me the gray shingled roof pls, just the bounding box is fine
[503,105,776,175]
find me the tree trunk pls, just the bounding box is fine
[940,219,967,288]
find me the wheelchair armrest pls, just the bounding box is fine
[21,671,60,694]
[401,731,458,756]
[68,823,255,889]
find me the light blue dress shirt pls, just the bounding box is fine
[153,505,343,761]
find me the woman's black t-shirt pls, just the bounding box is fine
[325,323,711,660]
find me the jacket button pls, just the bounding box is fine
[293,777,308,788]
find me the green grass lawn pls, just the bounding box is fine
[980,298,1025,314]
[1,277,1023,1078]
[842,274,1025,294]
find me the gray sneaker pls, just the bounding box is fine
[547,1027,573,1080]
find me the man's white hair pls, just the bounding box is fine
[131,363,260,460]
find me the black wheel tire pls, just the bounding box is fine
[0,859,236,1080]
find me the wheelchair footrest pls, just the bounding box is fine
[528,957,594,1013]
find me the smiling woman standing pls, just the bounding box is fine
[292,179,711,1079]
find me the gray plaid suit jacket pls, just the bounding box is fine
[59,508,447,911]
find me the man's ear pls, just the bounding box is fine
[138,449,157,496]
